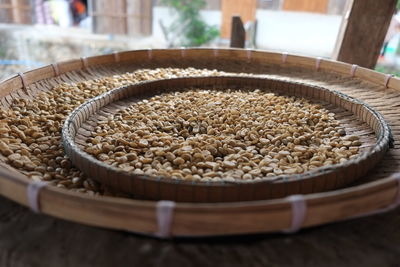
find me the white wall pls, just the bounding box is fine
[255,10,342,57]
[152,7,342,57]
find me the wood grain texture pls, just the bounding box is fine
[0,196,400,267]
[0,0,31,24]
[283,0,328,13]
[221,0,256,39]
[230,16,245,48]
[91,0,152,36]
[334,0,396,68]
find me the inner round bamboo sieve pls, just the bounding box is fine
[62,76,391,202]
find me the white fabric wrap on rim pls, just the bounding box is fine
[283,194,307,233]
[315,57,322,70]
[213,48,219,57]
[18,72,27,90]
[180,47,186,58]
[246,49,252,62]
[27,181,48,213]
[385,74,394,88]
[156,200,176,238]
[51,63,60,76]
[350,64,358,77]
[282,175,400,232]
[281,52,288,64]
[81,57,88,69]
[113,51,120,63]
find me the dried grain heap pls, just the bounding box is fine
[84,88,361,182]
[0,68,223,195]
[0,48,393,235]
[0,66,363,195]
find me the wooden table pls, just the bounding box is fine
[0,196,398,266]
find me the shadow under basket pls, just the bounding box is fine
[0,48,399,237]
[63,76,390,202]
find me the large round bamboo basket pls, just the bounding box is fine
[0,48,400,237]
[62,76,390,202]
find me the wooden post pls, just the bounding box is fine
[283,0,328,13]
[221,0,256,39]
[333,0,397,69]
[140,0,152,35]
[230,15,245,48]
[10,0,21,23]
[126,0,152,36]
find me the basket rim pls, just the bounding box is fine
[62,75,390,191]
[0,48,398,237]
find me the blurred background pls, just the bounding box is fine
[0,0,398,81]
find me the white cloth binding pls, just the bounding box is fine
[51,63,60,76]
[246,49,252,62]
[147,49,153,60]
[18,72,27,90]
[81,57,88,69]
[213,48,219,57]
[350,64,358,77]
[281,52,288,64]
[156,200,176,238]
[180,47,186,58]
[27,181,48,213]
[315,57,322,70]
[385,74,394,88]
[113,51,120,63]
[283,194,307,233]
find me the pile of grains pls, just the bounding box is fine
[84,88,362,182]
[0,68,223,195]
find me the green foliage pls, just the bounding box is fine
[375,64,400,77]
[161,0,220,47]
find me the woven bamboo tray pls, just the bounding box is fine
[62,76,389,202]
[0,48,400,237]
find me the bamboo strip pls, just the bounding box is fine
[0,49,398,237]
[63,76,388,202]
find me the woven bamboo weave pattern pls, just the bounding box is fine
[0,49,397,236]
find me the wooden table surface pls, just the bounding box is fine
[0,196,399,267]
